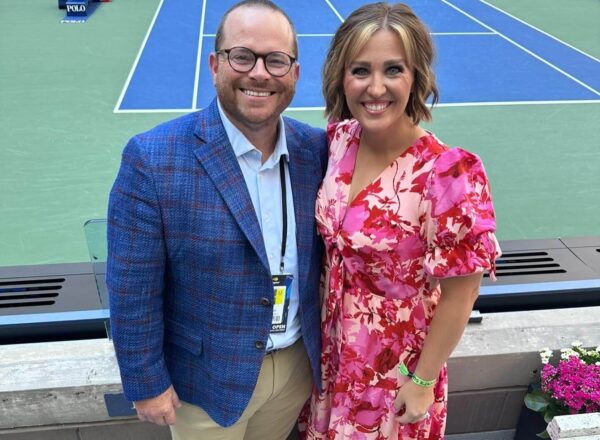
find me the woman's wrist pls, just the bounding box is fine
[399,363,437,387]
[411,373,436,387]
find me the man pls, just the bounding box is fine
[106,1,327,439]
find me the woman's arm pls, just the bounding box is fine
[395,272,482,424]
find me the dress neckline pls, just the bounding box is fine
[343,123,432,208]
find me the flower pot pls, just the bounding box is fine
[516,386,549,439]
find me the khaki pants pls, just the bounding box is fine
[170,338,313,440]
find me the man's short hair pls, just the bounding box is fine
[214,0,298,58]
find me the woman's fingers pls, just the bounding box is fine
[395,381,433,424]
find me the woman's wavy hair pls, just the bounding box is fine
[323,2,439,124]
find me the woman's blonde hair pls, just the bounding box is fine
[323,2,439,124]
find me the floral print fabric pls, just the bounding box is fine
[300,119,500,440]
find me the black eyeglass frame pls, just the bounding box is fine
[216,46,297,77]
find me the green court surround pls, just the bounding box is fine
[1,0,598,266]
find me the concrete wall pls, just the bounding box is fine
[1,306,599,439]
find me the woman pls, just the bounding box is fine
[300,3,500,439]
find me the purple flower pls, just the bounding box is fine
[541,355,600,413]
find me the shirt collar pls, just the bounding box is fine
[217,99,289,164]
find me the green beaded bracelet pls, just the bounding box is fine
[398,362,436,387]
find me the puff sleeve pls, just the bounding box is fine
[421,148,501,279]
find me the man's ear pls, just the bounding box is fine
[209,52,219,85]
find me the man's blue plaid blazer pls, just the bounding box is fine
[107,98,327,427]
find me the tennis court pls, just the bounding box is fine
[116,0,599,111]
[0,0,599,267]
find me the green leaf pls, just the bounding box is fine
[544,411,555,424]
[525,391,550,412]
[536,429,550,439]
[547,402,569,418]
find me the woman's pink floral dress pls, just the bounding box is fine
[300,120,500,440]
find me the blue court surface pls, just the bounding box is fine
[115,0,600,112]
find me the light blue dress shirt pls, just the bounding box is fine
[217,101,301,351]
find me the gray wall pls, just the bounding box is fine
[1,306,599,439]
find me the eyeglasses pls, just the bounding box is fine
[216,46,296,77]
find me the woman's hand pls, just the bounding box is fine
[392,273,482,425]
[394,380,434,424]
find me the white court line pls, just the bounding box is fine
[285,100,600,111]
[114,99,600,114]
[294,32,496,37]
[441,0,600,97]
[295,34,334,37]
[204,33,335,37]
[114,108,195,114]
[203,32,495,37]
[480,0,600,63]
[432,32,495,36]
[192,0,209,110]
[285,107,326,112]
[113,0,166,113]
[435,99,600,107]
[323,0,344,22]
[202,33,497,37]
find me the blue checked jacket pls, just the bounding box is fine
[107,98,327,427]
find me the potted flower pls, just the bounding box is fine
[523,342,600,438]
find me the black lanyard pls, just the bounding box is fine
[279,160,287,274]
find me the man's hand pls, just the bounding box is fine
[134,385,182,426]
[394,381,434,425]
